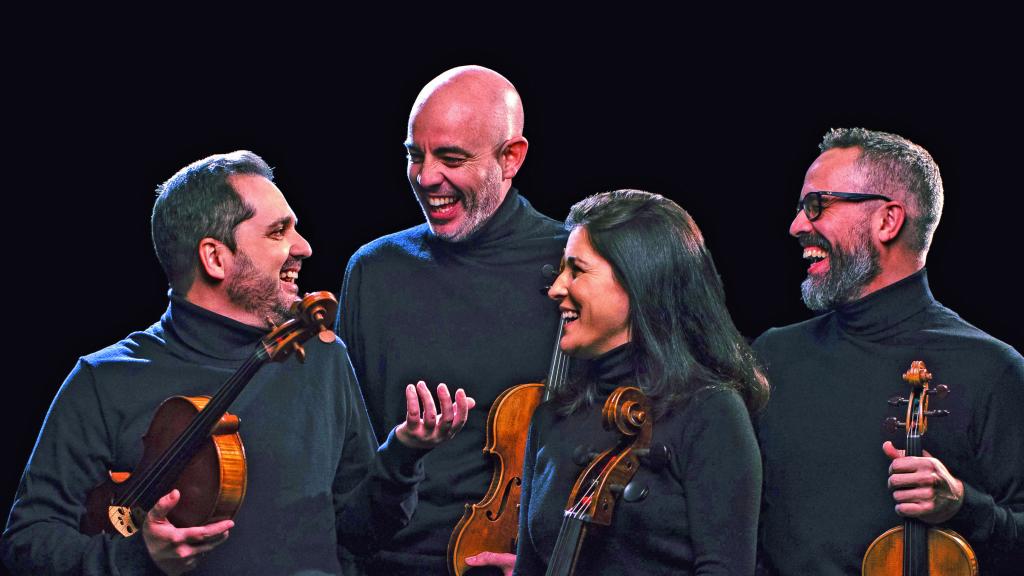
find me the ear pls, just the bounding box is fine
[499,136,529,180]
[876,201,906,244]
[197,237,230,281]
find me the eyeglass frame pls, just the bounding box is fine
[796,190,894,222]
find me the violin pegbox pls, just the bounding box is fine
[262,292,338,363]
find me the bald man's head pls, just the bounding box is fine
[404,66,529,242]
[410,66,525,143]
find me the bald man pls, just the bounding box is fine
[336,67,567,574]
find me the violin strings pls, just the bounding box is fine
[120,350,267,508]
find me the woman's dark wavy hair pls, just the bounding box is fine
[556,190,768,417]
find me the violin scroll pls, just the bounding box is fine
[261,292,338,362]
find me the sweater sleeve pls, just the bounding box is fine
[0,361,163,576]
[679,389,761,575]
[332,349,428,557]
[947,355,1024,558]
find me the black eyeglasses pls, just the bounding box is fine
[796,191,893,221]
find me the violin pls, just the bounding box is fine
[447,319,571,575]
[545,386,652,576]
[861,360,978,575]
[81,291,337,537]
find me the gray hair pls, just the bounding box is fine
[820,127,943,253]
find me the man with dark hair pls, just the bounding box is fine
[754,129,1023,575]
[2,151,473,575]
[337,66,567,574]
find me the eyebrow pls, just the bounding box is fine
[403,142,474,157]
[266,215,295,232]
[566,256,589,269]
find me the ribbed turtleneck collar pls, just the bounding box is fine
[586,343,636,395]
[161,291,266,362]
[833,269,935,340]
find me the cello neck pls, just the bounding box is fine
[545,513,588,576]
[543,319,569,402]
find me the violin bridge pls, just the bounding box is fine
[107,505,139,537]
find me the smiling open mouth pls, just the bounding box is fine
[280,270,298,283]
[428,196,458,208]
[803,246,827,264]
[561,310,579,323]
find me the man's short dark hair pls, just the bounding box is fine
[820,128,944,253]
[152,150,273,293]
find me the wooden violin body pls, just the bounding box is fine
[82,397,247,535]
[448,321,569,576]
[81,291,337,537]
[863,526,978,576]
[447,382,546,574]
[861,361,978,576]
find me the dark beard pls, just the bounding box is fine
[800,222,881,311]
[226,250,293,326]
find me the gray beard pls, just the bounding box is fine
[800,226,882,312]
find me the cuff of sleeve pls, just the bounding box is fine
[378,427,429,483]
[112,531,164,575]
[947,479,995,543]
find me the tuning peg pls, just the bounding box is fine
[883,417,905,434]
[634,443,671,472]
[925,409,950,418]
[622,481,649,503]
[572,445,599,467]
[266,316,278,329]
[293,343,306,363]
[932,384,950,399]
[888,396,909,406]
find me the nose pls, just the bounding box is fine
[415,157,445,189]
[292,229,313,258]
[789,207,812,238]
[547,268,569,301]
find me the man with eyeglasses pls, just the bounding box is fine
[336,66,566,574]
[753,128,1023,575]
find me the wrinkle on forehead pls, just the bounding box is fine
[408,66,524,145]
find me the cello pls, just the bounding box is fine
[861,360,978,575]
[81,291,337,536]
[544,386,652,576]
[447,319,571,575]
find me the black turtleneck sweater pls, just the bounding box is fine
[338,189,568,574]
[514,345,762,575]
[1,294,427,575]
[754,270,1024,575]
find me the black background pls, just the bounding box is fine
[4,30,1021,553]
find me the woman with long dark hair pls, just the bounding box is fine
[514,189,768,575]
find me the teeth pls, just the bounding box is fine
[561,310,579,321]
[428,197,457,207]
[803,247,828,261]
[280,270,298,282]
